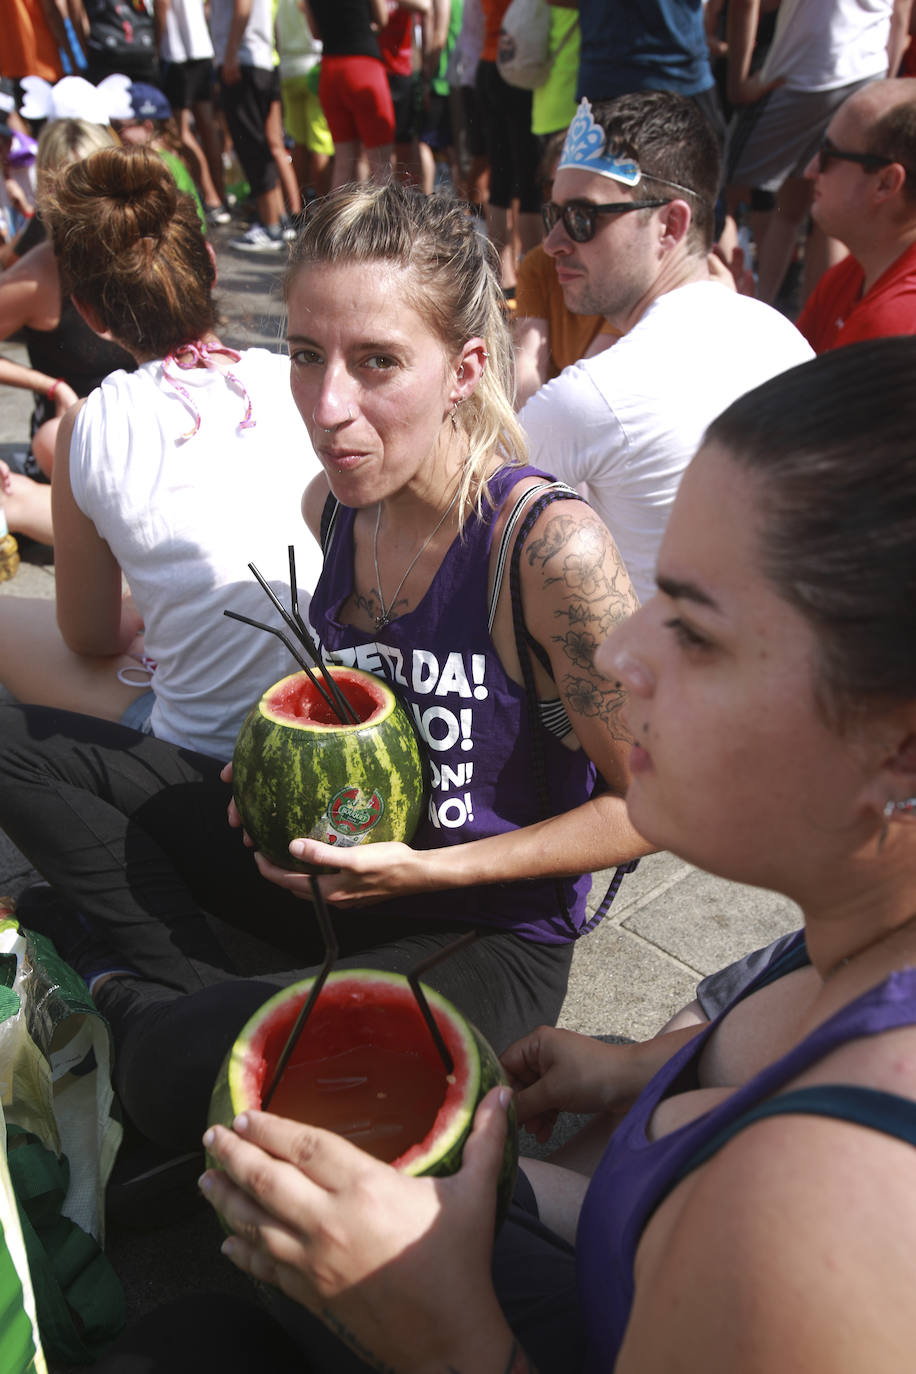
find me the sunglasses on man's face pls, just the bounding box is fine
[541,197,672,243]
[815,137,894,175]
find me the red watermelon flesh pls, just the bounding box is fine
[209,971,518,1204]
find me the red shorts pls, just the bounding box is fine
[319,55,395,150]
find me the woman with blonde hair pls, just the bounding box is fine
[0,179,644,1160]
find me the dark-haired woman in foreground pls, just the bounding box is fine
[203,337,916,1373]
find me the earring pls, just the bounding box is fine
[450,398,461,430]
[878,797,916,853]
[457,364,465,381]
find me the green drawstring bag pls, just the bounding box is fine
[0,917,125,1364]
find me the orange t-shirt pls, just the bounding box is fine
[2,0,63,81]
[480,0,512,64]
[516,243,620,377]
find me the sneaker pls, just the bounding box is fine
[205,202,232,227]
[229,222,286,254]
[15,883,135,994]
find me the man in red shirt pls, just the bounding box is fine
[797,77,916,352]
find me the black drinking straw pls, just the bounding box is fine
[408,931,480,1077]
[259,890,480,1108]
[246,559,359,725]
[223,608,342,721]
[261,875,338,1111]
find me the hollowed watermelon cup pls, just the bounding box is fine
[232,666,425,873]
[208,970,518,1222]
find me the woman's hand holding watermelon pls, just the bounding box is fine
[501,1022,707,1144]
[253,837,432,908]
[200,1091,523,1373]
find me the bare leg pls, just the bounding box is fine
[256,184,285,231]
[0,598,152,721]
[516,1159,590,1244]
[178,108,221,207]
[0,465,53,544]
[755,176,812,306]
[190,99,227,203]
[366,142,393,184]
[309,150,332,197]
[266,101,302,216]
[486,202,514,289]
[332,140,361,187]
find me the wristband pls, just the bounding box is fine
[46,378,66,402]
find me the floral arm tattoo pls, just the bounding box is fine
[526,512,637,743]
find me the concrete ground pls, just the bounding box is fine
[0,222,801,1363]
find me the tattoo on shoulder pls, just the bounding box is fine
[527,512,637,741]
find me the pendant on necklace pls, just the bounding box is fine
[374,610,392,631]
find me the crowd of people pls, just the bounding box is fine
[1,4,916,1372]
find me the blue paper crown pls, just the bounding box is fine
[557,99,642,186]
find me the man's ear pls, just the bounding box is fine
[658,199,692,249]
[873,160,908,204]
[70,296,115,341]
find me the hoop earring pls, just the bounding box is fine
[450,398,461,431]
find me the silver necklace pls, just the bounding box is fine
[372,486,460,630]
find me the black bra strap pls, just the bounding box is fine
[675,1084,916,1190]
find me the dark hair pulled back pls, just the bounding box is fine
[43,145,216,358]
[705,337,916,725]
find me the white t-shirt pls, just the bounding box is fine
[760,0,893,91]
[70,349,323,759]
[159,0,215,63]
[519,281,814,604]
[209,0,275,69]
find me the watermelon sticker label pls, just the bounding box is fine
[324,786,385,846]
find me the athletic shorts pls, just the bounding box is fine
[318,55,395,150]
[726,77,877,191]
[387,70,422,144]
[281,72,334,155]
[474,59,540,212]
[164,57,214,110]
[419,89,452,151]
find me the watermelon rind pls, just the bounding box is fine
[208,970,518,1223]
[231,667,425,872]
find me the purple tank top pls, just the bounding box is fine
[577,932,916,1368]
[308,465,596,943]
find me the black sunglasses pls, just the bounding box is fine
[816,137,894,174]
[541,198,672,243]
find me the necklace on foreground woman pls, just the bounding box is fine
[371,484,461,629]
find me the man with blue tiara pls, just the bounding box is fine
[519,92,813,604]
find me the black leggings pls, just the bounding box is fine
[0,705,573,1151]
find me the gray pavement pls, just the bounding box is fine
[0,225,801,1355]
